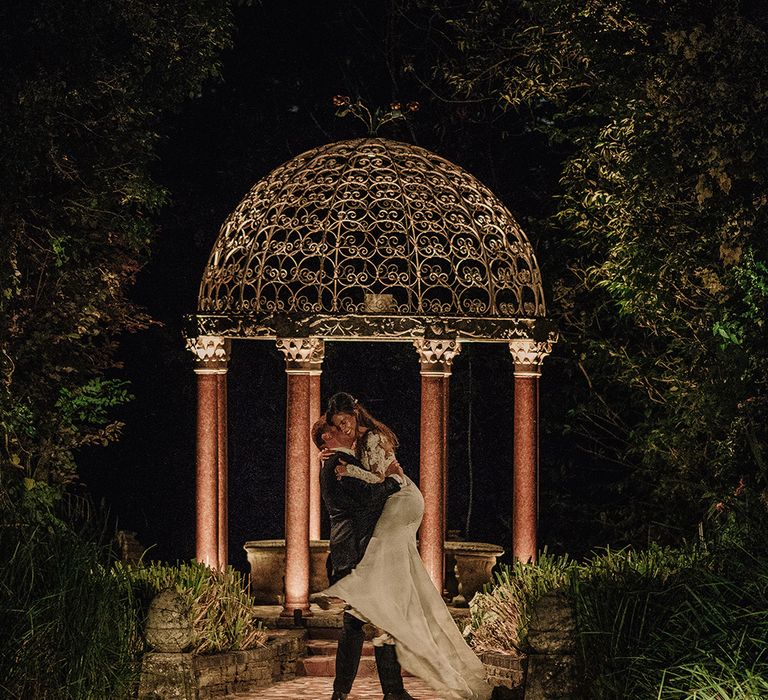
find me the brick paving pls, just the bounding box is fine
[229,675,444,699]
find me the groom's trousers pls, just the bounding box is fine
[334,611,404,694]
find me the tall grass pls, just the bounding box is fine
[1,514,267,698]
[573,544,710,697]
[0,522,141,699]
[573,541,768,699]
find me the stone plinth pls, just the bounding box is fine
[445,541,505,607]
[480,651,526,699]
[116,530,145,564]
[244,539,330,604]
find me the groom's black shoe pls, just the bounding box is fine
[383,692,416,700]
[330,691,348,700]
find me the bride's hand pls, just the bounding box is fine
[318,448,335,461]
[335,462,349,480]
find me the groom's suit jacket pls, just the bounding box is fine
[320,449,401,584]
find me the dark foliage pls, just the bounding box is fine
[0,0,233,518]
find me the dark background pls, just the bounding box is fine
[78,1,571,572]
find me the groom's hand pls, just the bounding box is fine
[385,459,404,478]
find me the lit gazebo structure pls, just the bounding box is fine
[185,138,556,617]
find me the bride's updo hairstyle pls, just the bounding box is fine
[325,391,399,452]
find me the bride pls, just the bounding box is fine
[321,392,492,700]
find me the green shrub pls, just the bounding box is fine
[124,560,267,654]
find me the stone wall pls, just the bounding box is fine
[476,590,579,699]
[523,589,579,699]
[138,629,305,700]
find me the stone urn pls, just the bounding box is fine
[445,541,504,607]
[244,539,330,604]
[145,588,194,652]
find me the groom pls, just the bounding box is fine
[311,419,414,700]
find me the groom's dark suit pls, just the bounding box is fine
[321,449,400,583]
[320,448,406,698]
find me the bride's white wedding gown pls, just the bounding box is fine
[323,433,492,700]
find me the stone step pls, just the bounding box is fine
[300,648,413,678]
[306,639,337,656]
[306,639,376,657]
[305,625,343,641]
[305,622,376,641]
[300,654,380,678]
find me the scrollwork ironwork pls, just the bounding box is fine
[198,138,547,331]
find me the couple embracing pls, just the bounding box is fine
[312,392,492,700]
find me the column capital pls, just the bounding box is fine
[276,337,325,374]
[187,335,230,374]
[414,338,461,376]
[508,338,552,376]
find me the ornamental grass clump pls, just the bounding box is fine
[124,560,267,654]
[572,543,710,697]
[468,550,574,654]
[573,538,768,699]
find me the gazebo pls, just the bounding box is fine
[185,137,556,617]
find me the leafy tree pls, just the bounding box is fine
[0,0,233,518]
[418,0,768,544]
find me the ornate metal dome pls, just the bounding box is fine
[190,138,552,341]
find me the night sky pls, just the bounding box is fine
[78,2,564,571]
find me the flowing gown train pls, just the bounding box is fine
[324,476,492,700]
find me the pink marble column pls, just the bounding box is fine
[277,338,324,617]
[195,373,218,567]
[188,335,230,569]
[414,339,461,591]
[216,373,228,567]
[309,371,323,540]
[508,338,551,564]
[441,375,450,600]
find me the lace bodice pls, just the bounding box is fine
[360,431,396,478]
[337,430,396,484]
